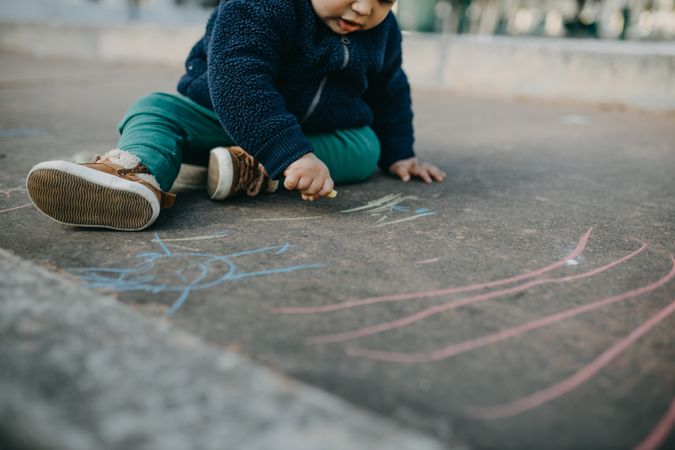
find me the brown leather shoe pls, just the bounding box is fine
[26,158,175,231]
[207,146,278,200]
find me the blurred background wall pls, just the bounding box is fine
[1,0,673,110]
[0,0,674,41]
[398,0,675,40]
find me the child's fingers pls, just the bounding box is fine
[318,178,335,197]
[392,164,411,182]
[295,176,312,192]
[429,166,446,181]
[411,165,432,183]
[284,174,299,190]
[417,163,447,183]
[303,178,324,196]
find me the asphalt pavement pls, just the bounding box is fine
[1,51,674,450]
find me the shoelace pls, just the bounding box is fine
[89,156,175,208]
[234,152,265,196]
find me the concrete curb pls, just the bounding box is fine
[0,249,451,450]
[0,21,202,65]
[1,20,673,110]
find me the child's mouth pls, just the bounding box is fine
[337,18,362,33]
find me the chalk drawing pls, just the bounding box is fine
[347,250,670,362]
[340,194,412,213]
[154,231,230,242]
[166,244,201,252]
[268,228,672,443]
[0,185,26,198]
[463,293,675,420]
[372,213,388,225]
[248,216,323,222]
[271,228,594,314]
[633,396,675,450]
[340,193,436,227]
[307,240,648,344]
[0,203,32,214]
[376,212,437,227]
[0,185,32,214]
[416,258,440,265]
[73,232,324,316]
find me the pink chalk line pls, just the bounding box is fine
[462,291,675,420]
[634,395,675,450]
[272,227,593,314]
[346,250,670,361]
[0,203,32,214]
[0,186,25,198]
[311,240,647,345]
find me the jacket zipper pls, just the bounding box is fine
[300,36,351,124]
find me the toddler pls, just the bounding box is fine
[26,0,446,231]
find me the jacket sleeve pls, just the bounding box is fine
[363,15,415,172]
[206,0,314,179]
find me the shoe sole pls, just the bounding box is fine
[207,147,234,200]
[26,161,160,231]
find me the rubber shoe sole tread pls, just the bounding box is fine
[27,162,159,231]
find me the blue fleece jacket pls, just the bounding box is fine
[177,0,414,180]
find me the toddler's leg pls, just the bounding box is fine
[306,127,381,185]
[205,126,378,200]
[117,92,234,192]
[26,92,231,231]
[120,93,278,201]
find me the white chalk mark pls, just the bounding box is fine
[566,259,579,266]
[371,213,388,224]
[416,257,440,265]
[154,231,230,242]
[167,244,201,252]
[340,194,403,213]
[368,196,416,213]
[341,193,435,228]
[377,212,436,227]
[248,216,323,222]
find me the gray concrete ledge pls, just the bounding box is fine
[1,20,673,111]
[0,21,202,65]
[404,33,675,111]
[0,249,449,450]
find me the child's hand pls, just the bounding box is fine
[389,158,446,183]
[283,153,335,201]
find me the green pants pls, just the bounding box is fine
[118,92,381,192]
